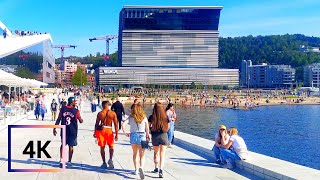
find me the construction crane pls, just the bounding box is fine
[89,35,118,66]
[52,45,76,70]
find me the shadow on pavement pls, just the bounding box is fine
[170,157,219,167]
[0,157,134,179]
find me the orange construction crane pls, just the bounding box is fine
[52,45,76,70]
[89,35,118,66]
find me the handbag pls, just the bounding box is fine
[96,111,109,131]
[135,120,150,149]
[141,140,150,149]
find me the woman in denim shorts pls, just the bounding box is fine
[122,104,150,179]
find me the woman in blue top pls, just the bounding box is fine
[40,102,47,121]
[34,101,41,120]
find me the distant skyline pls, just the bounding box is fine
[1,0,320,57]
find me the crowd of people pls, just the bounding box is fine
[1,28,46,39]
[49,90,178,179]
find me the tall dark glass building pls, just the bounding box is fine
[118,6,222,67]
[95,6,239,87]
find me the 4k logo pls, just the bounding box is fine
[23,141,52,158]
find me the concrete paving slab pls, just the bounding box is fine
[0,101,260,180]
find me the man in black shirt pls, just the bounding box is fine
[50,99,58,121]
[60,98,67,109]
[111,98,125,130]
[53,97,83,168]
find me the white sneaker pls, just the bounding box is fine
[134,170,139,175]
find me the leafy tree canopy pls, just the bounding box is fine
[71,68,88,86]
[219,34,320,82]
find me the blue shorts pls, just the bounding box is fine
[130,132,146,145]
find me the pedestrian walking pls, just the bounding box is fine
[94,101,118,169]
[111,97,126,130]
[34,100,40,120]
[40,102,47,121]
[166,103,176,147]
[122,104,150,179]
[149,102,170,178]
[53,97,84,168]
[51,99,58,121]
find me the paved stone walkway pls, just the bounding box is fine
[0,101,260,180]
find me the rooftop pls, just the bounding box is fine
[123,5,223,9]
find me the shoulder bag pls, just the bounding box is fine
[96,111,109,131]
[135,119,150,149]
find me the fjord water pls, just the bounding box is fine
[138,105,320,170]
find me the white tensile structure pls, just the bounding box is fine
[0,20,55,83]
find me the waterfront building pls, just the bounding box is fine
[0,22,55,84]
[96,6,239,87]
[304,63,320,88]
[240,60,252,88]
[240,61,295,88]
[96,67,238,87]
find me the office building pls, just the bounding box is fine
[240,60,252,88]
[304,63,320,88]
[240,61,295,88]
[96,6,239,87]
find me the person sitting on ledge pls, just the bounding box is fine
[220,127,248,169]
[211,125,230,164]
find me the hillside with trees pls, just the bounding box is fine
[73,34,320,82]
[219,34,320,82]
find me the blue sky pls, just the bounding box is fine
[1,0,320,58]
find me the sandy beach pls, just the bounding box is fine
[98,92,320,110]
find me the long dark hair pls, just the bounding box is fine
[151,102,169,132]
[165,103,174,111]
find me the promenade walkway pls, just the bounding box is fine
[0,101,260,180]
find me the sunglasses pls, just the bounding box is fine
[220,129,225,131]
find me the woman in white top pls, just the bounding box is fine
[165,103,176,146]
[221,127,248,169]
[122,104,150,179]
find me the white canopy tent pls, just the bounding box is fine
[0,69,48,87]
[0,69,48,104]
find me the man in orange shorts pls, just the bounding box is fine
[94,100,118,169]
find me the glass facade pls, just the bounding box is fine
[122,8,220,30]
[118,6,222,68]
[304,63,320,87]
[244,64,295,88]
[0,40,55,83]
[101,6,240,86]
[96,67,239,86]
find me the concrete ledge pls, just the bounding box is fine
[174,131,320,180]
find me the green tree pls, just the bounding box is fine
[110,52,118,67]
[197,83,203,90]
[118,82,122,89]
[15,67,36,79]
[190,82,196,89]
[71,68,87,86]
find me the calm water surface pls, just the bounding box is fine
[129,105,320,170]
